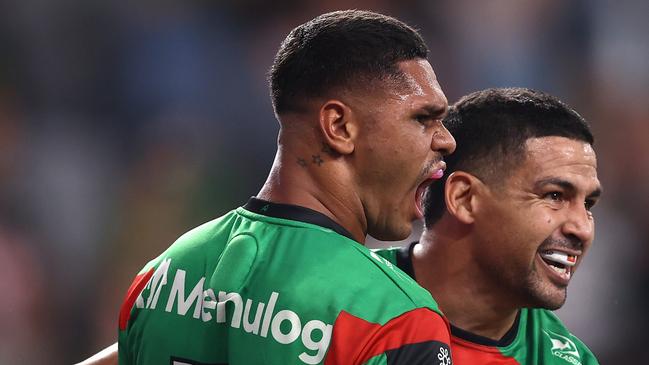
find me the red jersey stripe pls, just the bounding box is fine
[451,336,521,364]
[118,268,154,331]
[324,308,451,365]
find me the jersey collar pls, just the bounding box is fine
[243,197,357,242]
[450,312,521,348]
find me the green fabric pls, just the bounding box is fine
[500,308,599,365]
[374,246,599,365]
[118,206,443,365]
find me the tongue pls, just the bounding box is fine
[430,169,444,179]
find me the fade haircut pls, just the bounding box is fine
[424,87,594,227]
[269,10,428,115]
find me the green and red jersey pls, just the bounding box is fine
[118,199,452,365]
[374,243,599,365]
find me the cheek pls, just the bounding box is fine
[525,206,556,230]
[389,141,427,174]
[499,214,545,254]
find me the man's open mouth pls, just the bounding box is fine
[415,168,445,217]
[539,250,578,280]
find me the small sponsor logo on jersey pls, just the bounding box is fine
[543,329,581,365]
[133,258,332,365]
[437,346,451,365]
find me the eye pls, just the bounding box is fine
[545,191,563,202]
[543,191,568,208]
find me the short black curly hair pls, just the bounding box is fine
[269,10,429,115]
[424,87,594,227]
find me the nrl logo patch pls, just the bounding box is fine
[543,329,582,365]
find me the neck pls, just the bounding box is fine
[413,222,519,341]
[257,143,368,243]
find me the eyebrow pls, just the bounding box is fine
[535,177,603,199]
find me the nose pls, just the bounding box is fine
[561,204,595,248]
[431,122,456,156]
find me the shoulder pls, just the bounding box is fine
[371,246,400,262]
[155,209,241,260]
[348,244,441,314]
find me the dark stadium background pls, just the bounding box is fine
[0,1,647,363]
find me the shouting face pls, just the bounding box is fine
[351,59,456,241]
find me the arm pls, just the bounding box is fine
[76,343,118,365]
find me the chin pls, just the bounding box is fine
[525,286,567,310]
[521,266,569,310]
[370,223,412,242]
[536,297,566,311]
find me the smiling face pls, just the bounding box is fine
[472,136,601,309]
[351,58,456,241]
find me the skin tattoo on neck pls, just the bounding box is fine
[321,142,335,156]
[297,143,333,167]
[312,154,324,166]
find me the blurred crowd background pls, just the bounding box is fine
[0,0,647,363]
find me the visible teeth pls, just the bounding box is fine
[549,265,572,279]
[540,251,577,267]
[550,265,565,274]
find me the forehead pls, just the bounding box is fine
[515,136,599,189]
[390,59,447,108]
[356,59,446,107]
[344,59,448,121]
[398,59,441,93]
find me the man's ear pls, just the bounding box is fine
[318,100,356,155]
[445,171,484,224]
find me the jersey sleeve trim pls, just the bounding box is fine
[118,268,154,331]
[324,308,451,365]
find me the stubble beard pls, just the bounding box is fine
[520,263,568,310]
[484,253,567,311]
[523,235,582,310]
